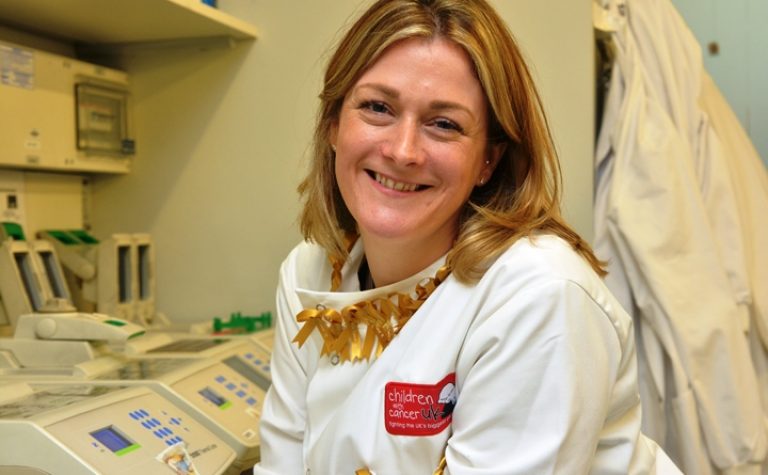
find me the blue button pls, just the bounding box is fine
[245,353,253,359]
[226,383,236,390]
[140,409,149,417]
[170,418,180,425]
[246,397,256,406]
[166,439,175,446]
[215,375,226,383]
[154,430,164,438]
[129,412,140,420]
[165,428,174,436]
[236,390,246,398]
[151,418,161,426]
[142,421,152,429]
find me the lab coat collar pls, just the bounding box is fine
[295,238,449,310]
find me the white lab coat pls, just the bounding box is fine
[699,72,768,418]
[628,0,752,318]
[593,0,767,473]
[254,235,679,474]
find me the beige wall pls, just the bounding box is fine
[497,2,595,239]
[85,0,594,324]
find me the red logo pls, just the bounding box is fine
[384,373,457,436]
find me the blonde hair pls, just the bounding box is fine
[299,0,605,282]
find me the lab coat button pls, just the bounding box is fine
[330,353,340,365]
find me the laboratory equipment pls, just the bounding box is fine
[132,233,158,326]
[123,312,274,359]
[38,230,167,327]
[0,381,236,474]
[124,331,246,358]
[0,39,133,174]
[111,335,273,472]
[0,310,144,369]
[0,351,267,473]
[212,311,272,335]
[36,229,99,313]
[0,313,270,473]
[0,235,74,329]
[251,327,275,354]
[0,230,273,472]
[37,228,271,359]
[98,233,138,323]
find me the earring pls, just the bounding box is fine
[331,144,337,152]
[478,176,486,186]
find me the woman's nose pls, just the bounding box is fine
[383,119,424,165]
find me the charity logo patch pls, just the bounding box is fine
[384,373,457,436]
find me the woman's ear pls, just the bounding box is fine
[477,142,506,186]
[329,121,339,151]
[487,142,506,173]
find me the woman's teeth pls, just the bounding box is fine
[374,172,419,192]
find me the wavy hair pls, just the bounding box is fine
[298,0,605,282]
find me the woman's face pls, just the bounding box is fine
[332,36,496,252]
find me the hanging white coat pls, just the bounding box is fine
[593,0,767,473]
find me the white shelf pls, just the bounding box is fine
[0,0,257,45]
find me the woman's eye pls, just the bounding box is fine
[433,118,463,133]
[360,101,389,114]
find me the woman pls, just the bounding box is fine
[254,0,679,473]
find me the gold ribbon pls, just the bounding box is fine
[433,456,447,474]
[293,265,450,363]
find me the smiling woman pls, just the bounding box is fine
[331,36,500,287]
[252,1,682,474]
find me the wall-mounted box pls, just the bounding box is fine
[0,40,133,174]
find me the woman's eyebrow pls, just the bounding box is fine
[353,83,399,99]
[428,100,476,120]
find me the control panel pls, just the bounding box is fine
[0,383,236,474]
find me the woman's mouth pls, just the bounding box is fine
[370,171,426,192]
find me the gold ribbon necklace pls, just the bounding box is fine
[292,245,450,363]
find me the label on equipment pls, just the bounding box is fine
[0,44,34,89]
